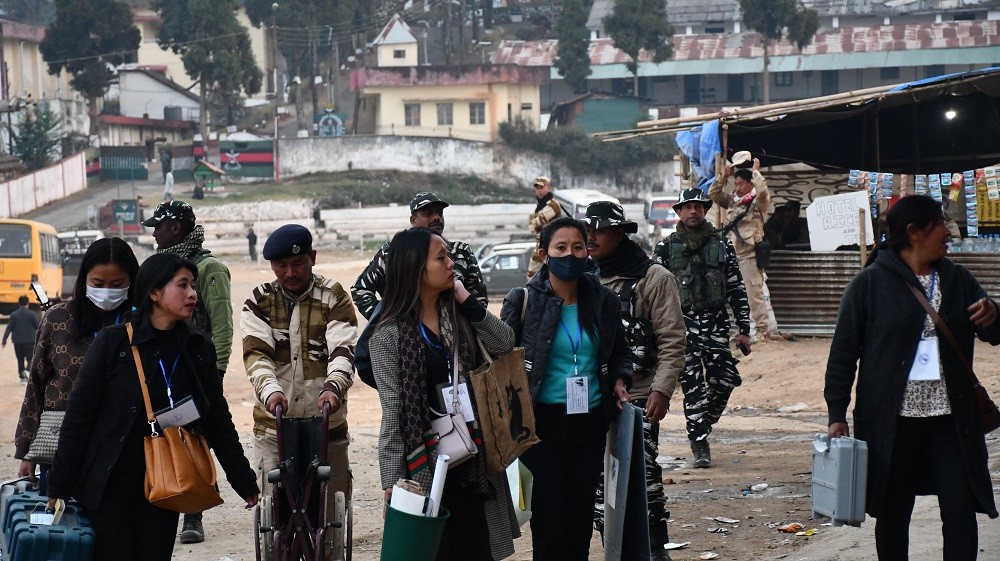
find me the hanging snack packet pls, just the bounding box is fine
[848,169,860,189]
[882,173,894,201]
[914,175,927,195]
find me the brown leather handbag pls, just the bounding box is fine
[128,324,224,513]
[906,285,1000,434]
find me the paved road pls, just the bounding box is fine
[22,176,165,231]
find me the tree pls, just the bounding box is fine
[554,0,592,94]
[154,0,263,140]
[603,0,673,96]
[13,105,61,170]
[0,0,56,25]
[39,0,140,138]
[739,0,819,104]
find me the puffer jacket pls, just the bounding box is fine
[500,270,632,424]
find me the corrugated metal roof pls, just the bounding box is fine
[372,14,417,46]
[495,20,1000,66]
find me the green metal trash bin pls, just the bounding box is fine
[380,505,450,561]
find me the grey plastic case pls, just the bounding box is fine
[811,434,868,527]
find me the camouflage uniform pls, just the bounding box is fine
[654,230,750,443]
[351,239,488,320]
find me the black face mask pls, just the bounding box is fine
[547,255,587,281]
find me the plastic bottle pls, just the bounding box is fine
[963,238,975,253]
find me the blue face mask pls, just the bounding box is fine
[547,255,587,282]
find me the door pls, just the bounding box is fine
[821,71,839,96]
[683,75,702,105]
[727,75,745,103]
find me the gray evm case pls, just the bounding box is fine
[811,434,868,527]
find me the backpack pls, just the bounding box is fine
[617,278,657,376]
[354,302,382,390]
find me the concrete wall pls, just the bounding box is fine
[279,135,676,198]
[1,152,87,218]
[377,42,419,67]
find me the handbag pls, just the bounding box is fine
[430,348,477,469]
[468,339,540,474]
[127,324,224,513]
[906,285,1000,433]
[23,410,66,465]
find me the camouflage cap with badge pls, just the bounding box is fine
[141,200,196,227]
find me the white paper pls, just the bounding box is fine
[154,396,201,428]
[389,485,427,516]
[30,512,54,525]
[908,338,941,381]
[566,376,589,415]
[606,455,619,509]
[426,455,449,517]
[440,383,476,421]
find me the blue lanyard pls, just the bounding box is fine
[419,322,451,367]
[93,312,123,339]
[559,319,582,376]
[159,355,180,408]
[928,270,937,301]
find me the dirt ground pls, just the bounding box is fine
[3,253,1000,561]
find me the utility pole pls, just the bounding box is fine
[311,32,319,133]
[272,2,281,183]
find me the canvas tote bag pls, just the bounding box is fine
[468,339,540,474]
[128,324,223,513]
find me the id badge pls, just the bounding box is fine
[908,337,941,381]
[439,383,476,421]
[566,377,589,415]
[154,395,202,428]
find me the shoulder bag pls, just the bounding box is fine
[906,285,1000,433]
[127,324,224,513]
[429,346,478,469]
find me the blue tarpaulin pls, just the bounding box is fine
[676,120,721,193]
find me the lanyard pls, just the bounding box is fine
[159,355,180,408]
[419,322,451,368]
[559,319,582,376]
[928,270,937,301]
[93,312,123,339]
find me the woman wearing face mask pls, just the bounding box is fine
[14,237,139,493]
[500,217,632,561]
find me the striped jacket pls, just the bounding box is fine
[241,274,358,432]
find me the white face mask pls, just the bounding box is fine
[86,286,129,311]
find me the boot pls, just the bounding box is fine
[180,512,205,544]
[651,550,672,561]
[691,439,711,469]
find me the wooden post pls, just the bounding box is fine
[859,208,868,268]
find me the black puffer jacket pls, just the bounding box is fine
[501,270,632,424]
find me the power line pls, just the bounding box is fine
[44,31,250,66]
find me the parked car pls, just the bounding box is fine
[480,241,535,295]
[552,189,621,220]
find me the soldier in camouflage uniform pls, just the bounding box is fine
[585,202,686,560]
[654,189,751,469]
[351,192,487,320]
[143,200,232,544]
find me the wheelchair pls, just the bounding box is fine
[254,403,352,561]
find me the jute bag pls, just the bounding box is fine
[128,324,223,513]
[468,341,540,474]
[23,410,66,464]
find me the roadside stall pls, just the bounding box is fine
[597,68,1000,334]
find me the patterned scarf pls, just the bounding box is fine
[158,224,207,260]
[675,220,717,264]
[396,301,492,495]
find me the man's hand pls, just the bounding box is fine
[318,390,342,414]
[18,461,37,483]
[828,422,850,439]
[736,334,752,355]
[613,379,630,411]
[968,297,997,328]
[722,164,734,178]
[265,391,288,415]
[752,157,761,171]
[453,280,471,304]
[644,390,670,423]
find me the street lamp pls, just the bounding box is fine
[272,2,281,183]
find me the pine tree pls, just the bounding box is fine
[153,0,263,140]
[40,0,140,137]
[739,0,819,104]
[555,0,592,95]
[13,105,61,170]
[603,0,673,96]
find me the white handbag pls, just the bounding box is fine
[430,352,477,469]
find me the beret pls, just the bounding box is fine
[262,224,313,260]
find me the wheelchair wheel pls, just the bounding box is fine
[255,498,275,561]
[329,491,347,561]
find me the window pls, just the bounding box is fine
[393,49,406,59]
[469,102,485,125]
[925,65,945,79]
[481,255,498,270]
[404,103,421,126]
[497,255,521,270]
[520,103,533,111]
[774,72,793,87]
[880,67,900,80]
[437,103,453,126]
[41,234,60,264]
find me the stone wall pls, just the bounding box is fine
[279,135,678,199]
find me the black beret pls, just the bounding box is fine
[262,224,313,260]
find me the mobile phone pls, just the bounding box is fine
[738,341,751,356]
[30,281,50,308]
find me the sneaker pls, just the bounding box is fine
[691,439,711,469]
[180,512,205,544]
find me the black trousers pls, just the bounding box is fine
[437,476,491,561]
[13,342,32,374]
[520,404,606,561]
[875,415,979,561]
[85,486,179,561]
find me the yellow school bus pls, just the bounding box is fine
[0,219,63,315]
